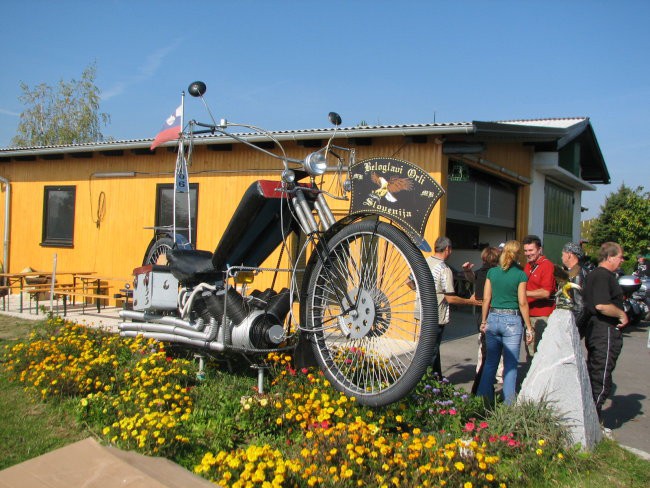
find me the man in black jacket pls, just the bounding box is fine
[561,242,589,337]
[583,242,629,421]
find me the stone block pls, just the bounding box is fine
[519,309,602,449]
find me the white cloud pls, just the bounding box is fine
[0,108,20,117]
[102,39,183,100]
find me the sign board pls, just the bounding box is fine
[348,157,444,251]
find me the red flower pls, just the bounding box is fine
[463,422,475,432]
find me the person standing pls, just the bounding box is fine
[582,242,628,420]
[476,240,533,404]
[634,255,648,278]
[469,246,500,393]
[427,236,481,377]
[560,241,589,337]
[522,235,556,355]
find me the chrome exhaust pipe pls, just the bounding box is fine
[118,321,219,341]
[119,309,202,331]
[120,330,225,352]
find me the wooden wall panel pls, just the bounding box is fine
[0,135,526,296]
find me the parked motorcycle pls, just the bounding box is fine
[118,81,444,407]
[618,275,650,325]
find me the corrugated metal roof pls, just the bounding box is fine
[497,117,588,129]
[0,117,597,154]
[0,117,610,184]
[0,121,474,154]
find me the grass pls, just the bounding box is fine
[0,315,86,470]
[1,314,649,487]
[0,314,38,342]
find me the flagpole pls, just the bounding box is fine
[182,91,192,245]
[172,92,185,240]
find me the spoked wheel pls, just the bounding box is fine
[303,220,438,407]
[143,236,174,266]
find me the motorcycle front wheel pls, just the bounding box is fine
[303,220,438,407]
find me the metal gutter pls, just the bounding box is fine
[0,176,10,273]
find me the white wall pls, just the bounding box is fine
[529,152,556,237]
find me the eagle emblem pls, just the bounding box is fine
[370,172,413,202]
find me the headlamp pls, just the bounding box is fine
[303,149,328,176]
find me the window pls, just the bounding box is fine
[41,186,76,247]
[446,160,517,228]
[544,182,573,236]
[155,183,198,244]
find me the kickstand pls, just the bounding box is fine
[194,353,206,381]
[251,364,269,394]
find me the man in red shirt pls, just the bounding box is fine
[523,235,556,357]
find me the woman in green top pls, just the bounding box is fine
[476,240,534,404]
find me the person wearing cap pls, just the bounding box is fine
[522,235,556,356]
[582,241,628,421]
[561,241,589,337]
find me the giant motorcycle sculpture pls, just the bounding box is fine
[119,82,444,407]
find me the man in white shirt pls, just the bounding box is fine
[427,236,481,376]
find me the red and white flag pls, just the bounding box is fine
[150,105,182,150]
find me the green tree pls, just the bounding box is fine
[12,63,110,147]
[589,184,650,268]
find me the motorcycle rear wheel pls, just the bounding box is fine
[143,236,174,266]
[303,220,438,407]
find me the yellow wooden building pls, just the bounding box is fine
[0,117,609,299]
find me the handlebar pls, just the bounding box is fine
[184,81,353,191]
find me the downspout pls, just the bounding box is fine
[0,176,9,273]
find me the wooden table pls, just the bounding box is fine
[0,271,94,313]
[72,274,131,313]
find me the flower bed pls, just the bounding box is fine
[3,317,575,487]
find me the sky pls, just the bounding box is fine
[1,0,649,220]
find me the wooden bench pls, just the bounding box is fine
[57,287,113,315]
[21,283,79,314]
[56,278,131,316]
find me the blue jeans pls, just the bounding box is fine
[476,311,523,404]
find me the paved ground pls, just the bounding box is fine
[1,297,648,458]
[442,310,650,459]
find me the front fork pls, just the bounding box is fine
[291,189,336,234]
[292,187,381,317]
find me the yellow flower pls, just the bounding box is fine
[454,461,465,471]
[536,448,543,456]
[537,439,546,446]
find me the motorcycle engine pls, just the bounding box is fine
[191,286,291,350]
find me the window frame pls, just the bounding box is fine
[41,185,76,248]
[154,183,199,245]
